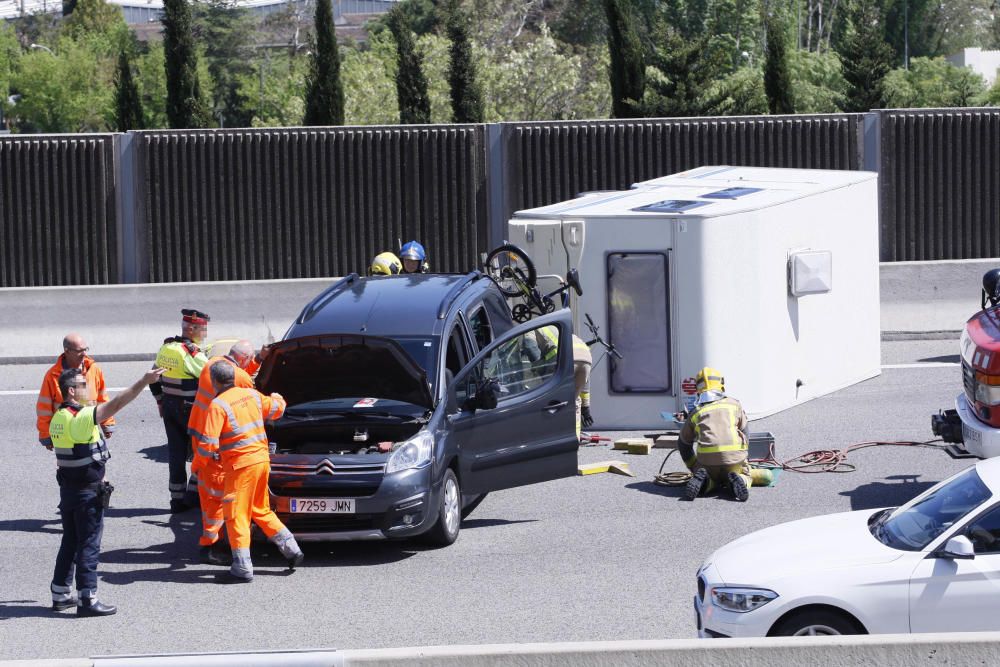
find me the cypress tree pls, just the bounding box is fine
[445,0,484,123]
[162,0,208,128]
[303,0,345,126]
[388,6,431,124]
[114,48,144,131]
[839,0,894,112]
[604,0,645,119]
[763,10,794,115]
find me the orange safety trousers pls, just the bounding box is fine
[222,460,285,550]
[197,459,226,546]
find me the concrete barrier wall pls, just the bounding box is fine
[879,258,999,334]
[2,258,997,362]
[8,635,1000,667]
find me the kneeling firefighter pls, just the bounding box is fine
[678,367,752,502]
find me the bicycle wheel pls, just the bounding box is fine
[484,243,537,296]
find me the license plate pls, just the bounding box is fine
[290,498,355,513]
[963,421,983,449]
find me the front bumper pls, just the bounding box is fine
[269,464,441,541]
[955,393,1000,459]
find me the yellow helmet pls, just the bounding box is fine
[695,367,724,394]
[370,251,402,276]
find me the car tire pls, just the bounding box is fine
[460,492,488,520]
[771,609,861,637]
[422,469,461,547]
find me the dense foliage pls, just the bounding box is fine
[1,0,998,133]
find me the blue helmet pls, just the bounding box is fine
[400,241,426,262]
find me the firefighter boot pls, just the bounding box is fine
[685,468,709,500]
[271,528,305,570]
[728,471,750,502]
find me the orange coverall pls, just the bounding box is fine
[187,356,255,547]
[203,387,295,579]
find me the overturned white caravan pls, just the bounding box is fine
[507,165,881,429]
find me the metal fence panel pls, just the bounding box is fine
[880,108,1000,261]
[136,126,486,282]
[501,115,864,219]
[0,134,117,286]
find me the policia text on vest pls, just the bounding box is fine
[49,366,164,617]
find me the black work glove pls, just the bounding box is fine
[581,406,594,428]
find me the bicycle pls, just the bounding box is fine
[582,312,623,362]
[483,242,582,323]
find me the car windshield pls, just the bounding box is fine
[874,467,992,551]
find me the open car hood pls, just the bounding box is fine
[256,334,433,409]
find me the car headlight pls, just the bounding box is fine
[386,431,434,474]
[710,587,778,613]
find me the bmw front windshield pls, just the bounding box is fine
[873,467,991,551]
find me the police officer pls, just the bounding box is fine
[399,240,429,274]
[50,366,164,616]
[151,309,210,512]
[678,367,752,502]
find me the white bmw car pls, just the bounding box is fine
[695,457,1000,637]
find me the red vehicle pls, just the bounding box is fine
[933,269,1000,457]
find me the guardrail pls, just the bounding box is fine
[6,634,1000,667]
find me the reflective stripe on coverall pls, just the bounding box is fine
[187,356,255,546]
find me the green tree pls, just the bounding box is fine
[445,0,484,123]
[388,5,431,124]
[249,51,307,127]
[789,48,847,113]
[62,0,128,46]
[303,0,345,125]
[135,41,168,128]
[113,47,143,130]
[702,66,769,115]
[636,27,728,117]
[603,0,644,118]
[763,8,794,114]
[838,0,894,112]
[883,56,986,108]
[162,0,208,128]
[12,39,114,132]
[193,0,255,127]
[0,23,18,128]
[341,30,397,124]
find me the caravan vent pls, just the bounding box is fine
[633,200,710,213]
[703,187,763,199]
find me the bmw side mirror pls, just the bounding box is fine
[937,535,975,560]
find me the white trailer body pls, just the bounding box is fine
[507,165,880,428]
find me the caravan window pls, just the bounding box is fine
[606,252,671,394]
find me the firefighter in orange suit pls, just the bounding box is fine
[202,362,304,583]
[37,334,115,450]
[186,339,259,566]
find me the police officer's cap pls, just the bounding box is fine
[181,308,211,325]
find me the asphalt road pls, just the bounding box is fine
[0,339,971,660]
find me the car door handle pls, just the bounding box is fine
[543,401,569,414]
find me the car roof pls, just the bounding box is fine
[288,273,490,339]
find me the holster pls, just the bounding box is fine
[98,481,115,509]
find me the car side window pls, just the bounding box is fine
[481,323,561,401]
[467,306,493,352]
[965,505,1000,554]
[445,321,471,380]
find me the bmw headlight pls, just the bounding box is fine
[386,431,434,474]
[710,587,777,613]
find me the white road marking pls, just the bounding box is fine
[0,387,149,396]
[881,362,960,369]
